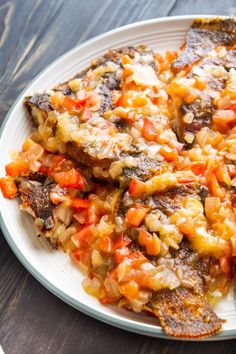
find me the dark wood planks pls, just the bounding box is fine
[1,0,236,353]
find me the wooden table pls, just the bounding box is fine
[1,1,236,353]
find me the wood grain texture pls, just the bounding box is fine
[1,0,236,353]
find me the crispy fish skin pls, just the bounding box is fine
[24,45,161,182]
[172,18,236,72]
[179,95,213,146]
[170,18,236,146]
[145,242,224,338]
[147,287,223,338]
[25,45,157,121]
[19,179,55,231]
[26,93,52,113]
[128,184,208,216]
[178,51,236,146]
[89,45,157,71]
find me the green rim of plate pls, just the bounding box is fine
[0,15,235,341]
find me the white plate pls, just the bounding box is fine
[0,15,236,341]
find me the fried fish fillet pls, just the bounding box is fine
[145,242,224,338]
[19,177,69,248]
[19,179,55,231]
[172,18,236,72]
[24,45,176,184]
[169,18,236,147]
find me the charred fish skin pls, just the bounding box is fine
[172,18,236,73]
[180,97,213,147]
[24,45,157,121]
[146,242,224,339]
[127,184,208,216]
[178,52,236,147]
[170,18,236,147]
[147,287,223,339]
[24,45,163,185]
[19,179,55,231]
[25,93,52,113]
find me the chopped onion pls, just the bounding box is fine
[55,204,73,226]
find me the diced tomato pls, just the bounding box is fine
[159,146,178,162]
[112,234,132,250]
[62,94,86,113]
[71,249,81,262]
[123,66,133,79]
[119,281,139,299]
[99,295,118,304]
[54,168,85,189]
[214,164,231,186]
[71,249,90,267]
[38,164,48,175]
[220,256,233,279]
[5,160,29,177]
[178,222,195,237]
[142,117,159,141]
[128,179,146,197]
[166,50,177,63]
[228,104,236,115]
[125,205,149,227]
[114,247,130,263]
[0,176,17,199]
[72,225,92,245]
[71,198,90,209]
[227,164,236,177]
[99,236,112,253]
[206,172,226,200]
[121,54,132,65]
[190,161,206,175]
[138,229,161,256]
[47,154,67,176]
[115,94,129,107]
[213,109,236,130]
[155,53,165,64]
[63,96,78,111]
[52,154,66,165]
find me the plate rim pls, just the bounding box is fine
[0,14,235,341]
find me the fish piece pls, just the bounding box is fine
[89,45,157,71]
[172,18,236,72]
[145,241,224,338]
[25,45,157,123]
[178,51,236,145]
[170,18,236,146]
[24,45,165,183]
[19,179,55,231]
[26,93,52,113]
[118,154,167,186]
[137,185,202,215]
[147,287,223,338]
[178,95,213,147]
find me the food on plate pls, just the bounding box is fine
[1,17,236,339]
[170,18,236,146]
